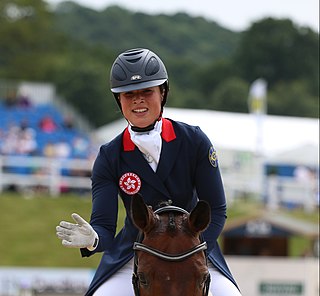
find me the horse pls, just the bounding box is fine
[131,193,212,296]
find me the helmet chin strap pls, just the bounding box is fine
[131,123,156,132]
[129,109,163,133]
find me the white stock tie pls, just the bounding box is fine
[129,120,162,172]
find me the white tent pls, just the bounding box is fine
[93,108,319,202]
[94,107,319,164]
[267,143,319,167]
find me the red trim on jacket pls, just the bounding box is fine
[161,118,176,142]
[123,128,136,151]
[122,118,176,151]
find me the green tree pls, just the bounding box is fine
[0,0,59,79]
[234,18,319,90]
[194,59,238,96]
[53,5,239,65]
[268,80,319,118]
[52,50,120,127]
[208,77,249,112]
[1,2,318,123]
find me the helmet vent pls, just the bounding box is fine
[112,64,127,81]
[123,50,144,56]
[145,57,160,76]
[126,57,141,64]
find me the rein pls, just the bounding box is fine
[132,205,211,296]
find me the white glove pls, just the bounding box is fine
[56,213,98,251]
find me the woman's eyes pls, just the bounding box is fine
[142,89,153,95]
[123,89,153,99]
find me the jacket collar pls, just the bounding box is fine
[123,118,176,151]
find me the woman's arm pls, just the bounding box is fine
[194,128,227,252]
[81,146,120,257]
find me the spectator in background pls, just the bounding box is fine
[20,118,29,131]
[17,93,32,108]
[0,128,5,154]
[72,136,90,159]
[55,138,72,159]
[1,122,38,156]
[42,139,72,159]
[62,115,75,130]
[19,118,36,134]
[1,124,20,155]
[16,129,38,156]
[39,115,57,133]
[4,91,17,108]
[43,141,56,158]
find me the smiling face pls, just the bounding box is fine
[119,86,163,128]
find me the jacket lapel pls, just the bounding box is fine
[121,119,180,198]
[156,119,181,181]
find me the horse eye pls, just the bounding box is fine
[138,272,148,286]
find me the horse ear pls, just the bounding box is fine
[188,201,211,233]
[131,193,155,232]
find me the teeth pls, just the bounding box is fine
[133,108,147,113]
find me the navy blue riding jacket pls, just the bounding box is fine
[81,118,238,295]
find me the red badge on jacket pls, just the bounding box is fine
[119,173,141,195]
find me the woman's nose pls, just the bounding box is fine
[133,93,144,103]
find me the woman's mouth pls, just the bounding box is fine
[133,108,148,113]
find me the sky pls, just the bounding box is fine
[47,0,319,32]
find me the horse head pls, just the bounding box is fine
[131,193,211,296]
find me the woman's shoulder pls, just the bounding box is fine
[165,118,204,136]
[165,118,212,149]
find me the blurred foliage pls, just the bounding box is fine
[0,0,58,79]
[53,3,239,64]
[0,0,318,127]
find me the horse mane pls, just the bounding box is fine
[157,199,173,208]
[156,200,181,232]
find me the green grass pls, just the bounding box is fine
[227,197,319,224]
[0,192,318,267]
[0,192,125,268]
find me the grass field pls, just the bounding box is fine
[0,192,318,267]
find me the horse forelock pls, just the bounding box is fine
[159,199,173,206]
[153,212,197,246]
[168,212,176,231]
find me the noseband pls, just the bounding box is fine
[132,205,211,296]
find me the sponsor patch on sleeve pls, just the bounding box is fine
[208,146,218,167]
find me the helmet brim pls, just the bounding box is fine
[111,79,167,94]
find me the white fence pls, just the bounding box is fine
[0,257,318,296]
[0,267,92,296]
[0,155,93,196]
[228,256,319,296]
[0,155,319,213]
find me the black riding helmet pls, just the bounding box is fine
[110,48,169,111]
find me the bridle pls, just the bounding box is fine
[132,205,211,296]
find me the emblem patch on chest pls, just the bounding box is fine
[209,146,218,167]
[119,172,141,195]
